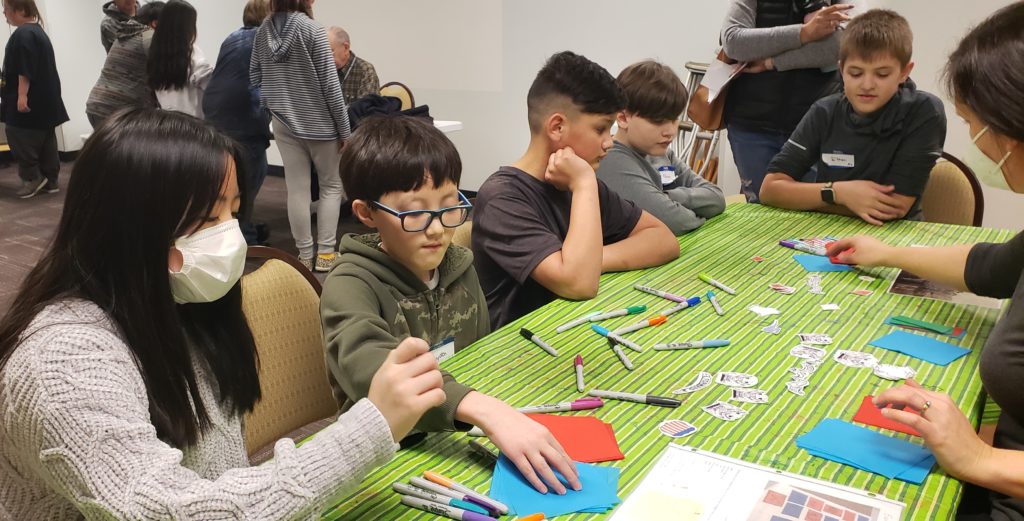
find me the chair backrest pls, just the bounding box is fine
[240,257,337,457]
[451,220,473,249]
[920,151,985,227]
[379,81,415,110]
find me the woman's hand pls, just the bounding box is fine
[874,380,992,481]
[825,235,894,267]
[800,4,854,43]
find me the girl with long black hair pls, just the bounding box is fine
[0,108,446,520]
[147,0,212,117]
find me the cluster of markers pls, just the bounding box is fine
[393,471,547,521]
[513,274,740,409]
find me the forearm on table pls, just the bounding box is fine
[760,174,830,211]
[454,391,513,428]
[602,214,679,272]
[879,244,971,291]
[965,446,1024,498]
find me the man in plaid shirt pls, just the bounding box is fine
[327,27,380,104]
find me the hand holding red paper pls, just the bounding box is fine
[826,235,893,267]
[873,379,992,482]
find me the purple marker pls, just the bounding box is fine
[779,239,826,256]
[634,283,687,303]
[518,398,604,414]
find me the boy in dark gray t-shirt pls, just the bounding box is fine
[760,10,946,225]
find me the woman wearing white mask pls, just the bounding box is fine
[0,109,447,520]
[826,4,1024,519]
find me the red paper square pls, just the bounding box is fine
[824,504,843,516]
[526,413,625,463]
[843,511,856,521]
[808,497,824,511]
[764,489,786,506]
[852,396,921,437]
[806,511,823,521]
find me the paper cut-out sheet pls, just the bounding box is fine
[611,444,904,521]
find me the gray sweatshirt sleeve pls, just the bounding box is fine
[4,323,397,520]
[597,149,708,235]
[666,151,727,220]
[721,0,866,70]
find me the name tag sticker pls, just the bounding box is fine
[658,166,677,185]
[822,153,855,168]
[429,336,456,363]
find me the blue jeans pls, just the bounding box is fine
[727,124,792,203]
[236,137,269,244]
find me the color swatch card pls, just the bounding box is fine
[868,330,970,366]
[793,254,855,273]
[884,316,966,339]
[852,396,921,437]
[527,414,624,463]
[489,455,621,517]
[796,419,935,484]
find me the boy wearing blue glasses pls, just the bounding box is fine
[321,116,581,496]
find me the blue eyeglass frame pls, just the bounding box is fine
[370,191,473,232]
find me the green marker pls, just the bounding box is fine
[698,273,736,295]
[588,305,647,322]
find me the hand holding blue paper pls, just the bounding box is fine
[797,419,936,484]
[489,455,620,517]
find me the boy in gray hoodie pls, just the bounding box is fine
[322,116,581,496]
[596,61,725,235]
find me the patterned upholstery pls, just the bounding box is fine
[920,153,985,226]
[240,259,338,462]
[379,81,414,110]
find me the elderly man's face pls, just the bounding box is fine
[330,39,351,69]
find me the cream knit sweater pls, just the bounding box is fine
[0,299,397,520]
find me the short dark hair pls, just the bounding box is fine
[617,60,688,122]
[526,51,626,133]
[4,0,40,21]
[242,0,270,27]
[270,0,311,17]
[945,2,1024,142]
[840,9,913,66]
[339,116,462,203]
[136,1,165,25]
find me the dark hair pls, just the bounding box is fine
[136,1,165,26]
[4,0,41,22]
[617,60,688,123]
[147,0,197,91]
[270,0,311,18]
[243,0,270,27]
[0,108,260,449]
[945,1,1024,142]
[840,9,913,66]
[339,116,462,202]
[527,51,626,133]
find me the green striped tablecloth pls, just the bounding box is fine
[321,204,1014,520]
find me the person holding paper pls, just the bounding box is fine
[827,6,1024,517]
[720,0,862,203]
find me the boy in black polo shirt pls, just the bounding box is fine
[759,9,946,225]
[472,51,679,328]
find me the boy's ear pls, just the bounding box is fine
[616,111,630,130]
[352,199,377,229]
[900,61,915,83]
[545,112,568,144]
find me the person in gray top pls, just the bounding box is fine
[0,109,445,520]
[826,4,1024,519]
[597,61,725,235]
[100,0,136,53]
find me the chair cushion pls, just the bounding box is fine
[921,160,977,226]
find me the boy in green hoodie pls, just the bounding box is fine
[321,116,581,495]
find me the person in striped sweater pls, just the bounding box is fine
[250,0,350,272]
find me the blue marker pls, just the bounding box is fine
[592,324,643,352]
[663,296,702,316]
[707,291,725,316]
[652,339,731,350]
[393,483,492,516]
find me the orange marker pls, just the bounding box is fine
[613,314,668,335]
[518,514,546,521]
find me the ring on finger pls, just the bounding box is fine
[921,400,932,414]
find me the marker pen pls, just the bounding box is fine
[707,291,724,315]
[588,389,681,408]
[653,339,731,350]
[609,338,634,370]
[519,328,558,356]
[662,296,702,316]
[399,495,499,521]
[591,324,643,352]
[613,315,667,336]
[588,305,646,322]
[424,472,509,515]
[392,483,491,516]
[779,239,826,256]
[698,273,736,295]
[555,311,602,333]
[574,355,585,392]
[633,283,687,303]
[518,398,603,414]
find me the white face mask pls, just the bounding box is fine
[169,219,247,304]
[967,126,1014,191]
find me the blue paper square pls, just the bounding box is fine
[489,455,621,517]
[868,330,970,366]
[782,502,804,516]
[789,490,808,505]
[793,254,854,273]
[796,419,935,484]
